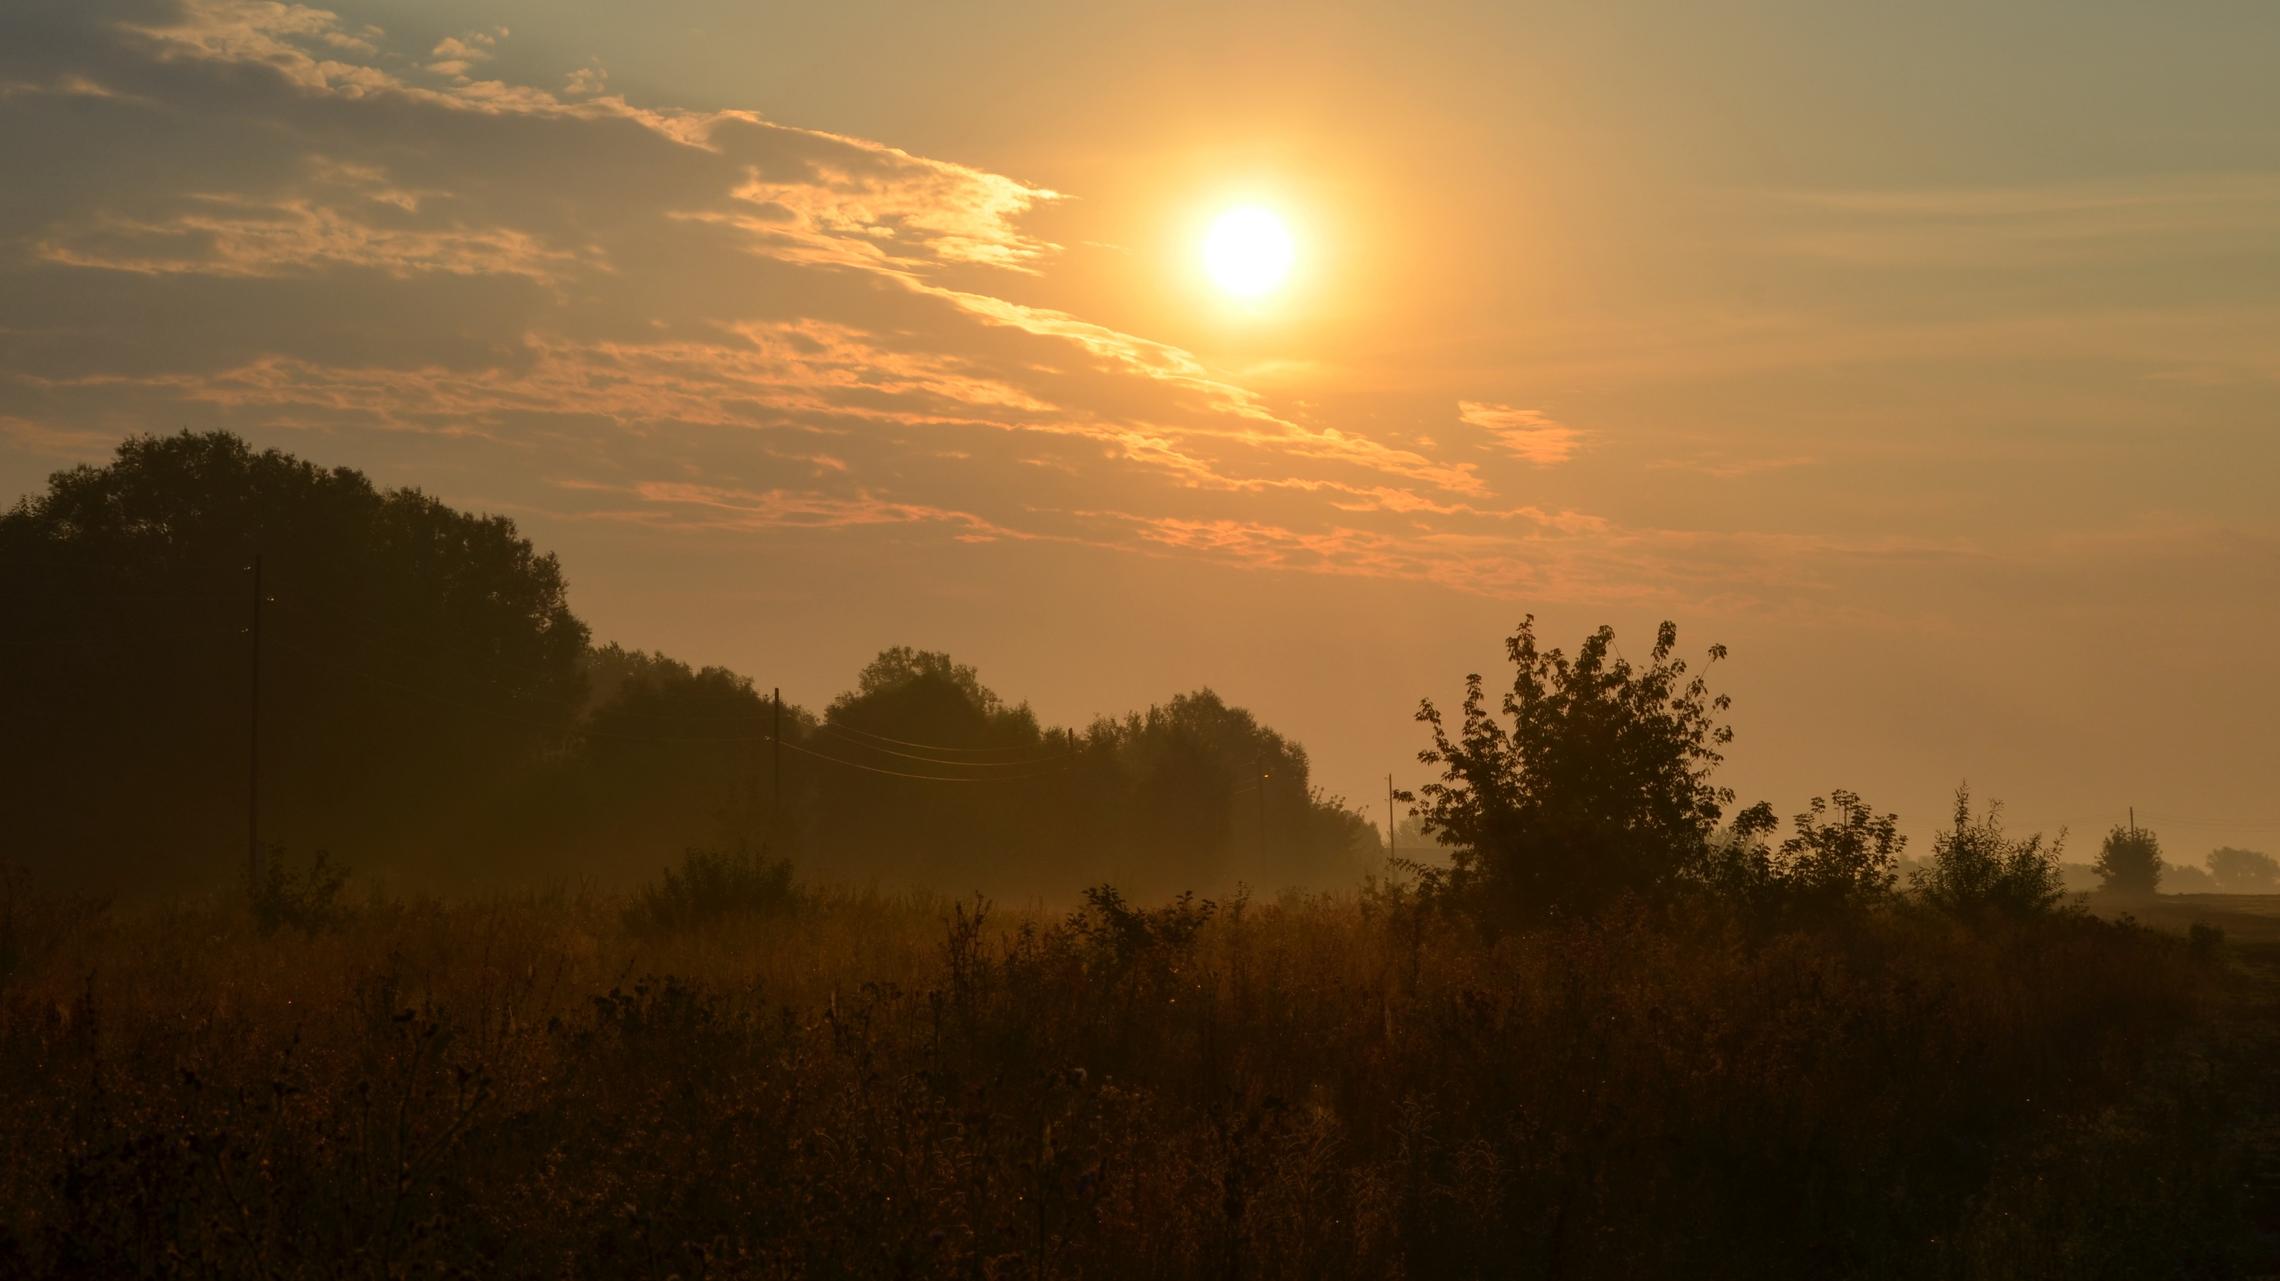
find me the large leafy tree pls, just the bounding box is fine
[0,432,587,884]
[1404,617,1741,921]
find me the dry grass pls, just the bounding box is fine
[0,879,2257,1279]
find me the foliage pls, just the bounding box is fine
[1696,790,1904,919]
[1,433,1375,896]
[0,885,2246,1279]
[0,431,587,886]
[2094,824,2164,895]
[622,844,800,934]
[248,846,351,936]
[2164,863,2218,894]
[1776,790,1906,901]
[1404,616,1741,922]
[1913,786,2068,919]
[2208,846,2279,893]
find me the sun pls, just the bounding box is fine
[1202,205,1296,300]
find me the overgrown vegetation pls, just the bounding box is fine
[247,845,352,936]
[1,432,1377,897]
[1911,787,2069,920]
[0,885,2258,1279]
[622,844,801,934]
[5,436,2272,1275]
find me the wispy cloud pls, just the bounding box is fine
[1457,402,1587,465]
[0,0,1985,616]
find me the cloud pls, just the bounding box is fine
[36,193,586,283]
[1457,401,1587,465]
[0,0,1879,614]
[426,30,503,83]
[563,61,605,98]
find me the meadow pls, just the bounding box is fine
[0,862,2268,1280]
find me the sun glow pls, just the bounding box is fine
[1202,205,1296,300]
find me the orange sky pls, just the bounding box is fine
[3,0,2277,860]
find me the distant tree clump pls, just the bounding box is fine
[1913,786,2067,918]
[2094,824,2164,895]
[1404,616,1742,922]
[2165,864,2218,894]
[2209,847,2279,894]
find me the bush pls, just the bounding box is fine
[248,846,350,936]
[1913,786,2067,919]
[2094,824,2163,895]
[2188,920,2226,960]
[1404,616,1742,923]
[1694,790,1904,924]
[623,844,799,933]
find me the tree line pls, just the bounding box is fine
[0,433,1376,894]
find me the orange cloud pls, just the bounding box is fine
[36,195,585,283]
[1457,401,1587,465]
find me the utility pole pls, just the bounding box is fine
[1387,773,1398,859]
[772,686,783,832]
[246,553,263,888]
[1255,748,1268,865]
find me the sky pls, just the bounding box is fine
[4,0,2278,862]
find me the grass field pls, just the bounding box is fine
[1,871,2274,1278]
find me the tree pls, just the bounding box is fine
[2094,824,2164,895]
[1404,617,1742,921]
[2209,847,2279,894]
[1913,786,2067,918]
[0,432,587,885]
[1775,790,1906,905]
[1693,791,1903,918]
[518,645,808,880]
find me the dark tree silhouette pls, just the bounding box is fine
[0,431,587,884]
[1403,616,1742,921]
[1775,790,1906,904]
[2,433,1381,895]
[2094,823,2164,895]
[1913,786,2067,917]
[2208,846,2278,893]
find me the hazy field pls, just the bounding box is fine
[1,871,2269,1279]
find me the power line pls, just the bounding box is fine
[820,720,1059,756]
[811,722,1072,768]
[777,737,1070,784]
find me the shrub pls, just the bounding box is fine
[1694,790,1904,923]
[2188,920,2226,960]
[248,846,350,935]
[2094,824,2163,895]
[1913,786,2067,919]
[622,843,799,933]
[1775,789,1905,904]
[1404,616,1742,923]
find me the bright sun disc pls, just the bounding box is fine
[1203,205,1296,299]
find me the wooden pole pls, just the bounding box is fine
[246,553,263,887]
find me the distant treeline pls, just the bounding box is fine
[0,432,1378,894]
